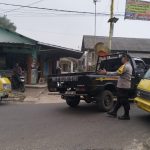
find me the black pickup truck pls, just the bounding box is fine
[48,53,147,111]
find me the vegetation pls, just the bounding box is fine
[0,15,16,31]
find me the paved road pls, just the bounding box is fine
[0,101,149,150]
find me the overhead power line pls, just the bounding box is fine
[0,2,100,14]
[4,0,45,14]
[0,2,123,16]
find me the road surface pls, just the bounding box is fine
[0,101,149,150]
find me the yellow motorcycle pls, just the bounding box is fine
[0,76,11,100]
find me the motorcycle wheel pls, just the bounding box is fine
[20,85,25,93]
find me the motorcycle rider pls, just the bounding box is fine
[13,63,23,76]
[12,63,23,89]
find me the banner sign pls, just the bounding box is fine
[125,0,150,21]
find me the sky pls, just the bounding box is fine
[0,0,150,50]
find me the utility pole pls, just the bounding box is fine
[93,0,97,36]
[108,0,118,51]
[108,0,114,51]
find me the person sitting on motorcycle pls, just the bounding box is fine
[12,63,23,89]
[13,63,23,76]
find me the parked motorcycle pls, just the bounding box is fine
[12,74,25,92]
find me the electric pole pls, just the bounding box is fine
[93,0,97,36]
[108,0,118,51]
[108,0,114,51]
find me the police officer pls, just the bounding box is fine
[100,54,133,120]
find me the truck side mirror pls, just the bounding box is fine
[145,65,149,71]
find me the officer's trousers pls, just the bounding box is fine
[113,88,130,116]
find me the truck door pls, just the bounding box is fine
[134,59,146,78]
[132,58,146,87]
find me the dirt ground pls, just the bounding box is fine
[24,88,62,104]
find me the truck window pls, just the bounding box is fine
[135,60,145,71]
[99,58,122,72]
[134,59,146,78]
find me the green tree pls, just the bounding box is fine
[0,15,16,31]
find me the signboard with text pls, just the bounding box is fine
[125,0,150,21]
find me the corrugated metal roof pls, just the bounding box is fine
[38,42,82,53]
[0,27,37,45]
[82,35,150,52]
[0,27,83,58]
[38,42,83,59]
[129,53,150,58]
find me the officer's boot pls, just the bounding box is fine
[118,110,130,120]
[107,105,120,118]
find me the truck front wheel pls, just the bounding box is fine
[66,96,80,108]
[96,90,114,112]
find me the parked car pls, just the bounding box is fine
[48,53,147,112]
[135,68,150,112]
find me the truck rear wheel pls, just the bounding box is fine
[96,90,114,112]
[66,96,80,108]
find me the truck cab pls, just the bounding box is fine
[135,68,150,112]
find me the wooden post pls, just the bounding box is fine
[27,55,32,84]
[27,49,37,84]
[31,50,38,84]
[70,60,74,73]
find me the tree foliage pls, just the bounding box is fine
[0,15,16,31]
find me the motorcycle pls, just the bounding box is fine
[18,75,25,92]
[12,74,25,92]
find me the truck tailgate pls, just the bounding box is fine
[47,72,94,92]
